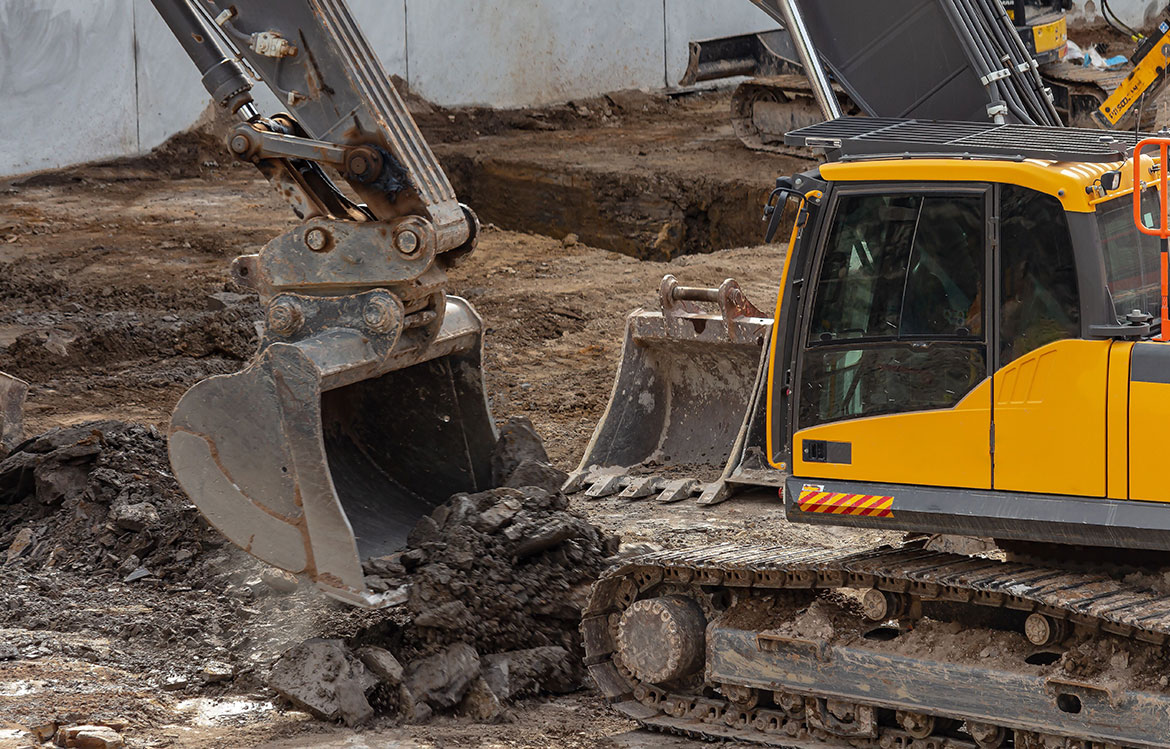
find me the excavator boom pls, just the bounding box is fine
[152,0,493,605]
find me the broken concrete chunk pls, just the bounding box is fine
[356,646,405,686]
[503,458,569,494]
[266,639,377,726]
[490,416,550,487]
[404,642,481,709]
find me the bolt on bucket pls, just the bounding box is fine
[565,275,784,504]
[169,292,495,606]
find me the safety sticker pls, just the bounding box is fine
[798,487,894,518]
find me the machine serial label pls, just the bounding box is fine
[798,487,894,518]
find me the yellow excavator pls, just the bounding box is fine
[142,0,1170,745]
[583,120,1170,747]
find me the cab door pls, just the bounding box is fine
[991,184,1109,497]
[790,184,993,489]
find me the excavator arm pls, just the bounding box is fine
[150,0,495,606]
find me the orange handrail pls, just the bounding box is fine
[1132,138,1170,341]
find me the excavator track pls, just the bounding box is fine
[583,544,1170,748]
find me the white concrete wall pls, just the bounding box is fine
[0,0,775,176]
[1070,0,1162,29]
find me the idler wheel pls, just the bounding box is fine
[617,595,707,684]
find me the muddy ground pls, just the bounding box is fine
[0,90,891,748]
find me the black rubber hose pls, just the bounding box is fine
[954,0,1035,123]
[976,0,1059,124]
[940,0,1012,120]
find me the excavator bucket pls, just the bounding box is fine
[565,276,784,505]
[169,294,496,607]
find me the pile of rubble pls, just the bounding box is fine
[0,420,229,584]
[264,418,621,725]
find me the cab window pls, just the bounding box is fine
[800,191,987,429]
[998,185,1080,364]
[1096,188,1162,321]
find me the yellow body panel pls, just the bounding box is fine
[1107,342,1133,499]
[992,339,1110,496]
[791,382,991,488]
[1032,17,1068,55]
[819,159,1155,214]
[1129,380,1170,502]
[1098,26,1170,126]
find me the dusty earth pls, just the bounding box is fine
[0,90,888,748]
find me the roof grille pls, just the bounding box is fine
[787,118,1149,163]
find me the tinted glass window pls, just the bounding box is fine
[800,191,987,429]
[800,345,986,428]
[999,185,1080,364]
[808,193,984,344]
[1097,189,1162,320]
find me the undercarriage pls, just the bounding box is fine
[583,544,1170,748]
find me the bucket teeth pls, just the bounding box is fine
[585,473,628,499]
[618,477,667,500]
[656,478,702,504]
[566,275,785,505]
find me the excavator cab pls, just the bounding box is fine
[768,118,1170,548]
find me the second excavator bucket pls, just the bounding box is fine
[565,276,784,505]
[169,293,496,607]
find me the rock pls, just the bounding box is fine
[55,725,124,749]
[502,458,568,494]
[474,496,523,534]
[430,494,479,529]
[481,647,578,701]
[261,567,299,593]
[116,555,140,577]
[34,462,90,506]
[206,291,249,311]
[266,638,377,726]
[405,642,481,709]
[123,566,151,583]
[511,517,596,558]
[5,527,33,563]
[490,417,550,487]
[458,676,506,723]
[414,600,471,630]
[406,515,442,546]
[107,499,159,531]
[356,646,405,685]
[162,674,189,691]
[200,660,233,683]
[29,721,56,742]
[0,372,26,455]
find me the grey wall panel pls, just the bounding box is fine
[0,0,138,175]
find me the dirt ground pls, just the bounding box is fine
[0,91,889,748]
